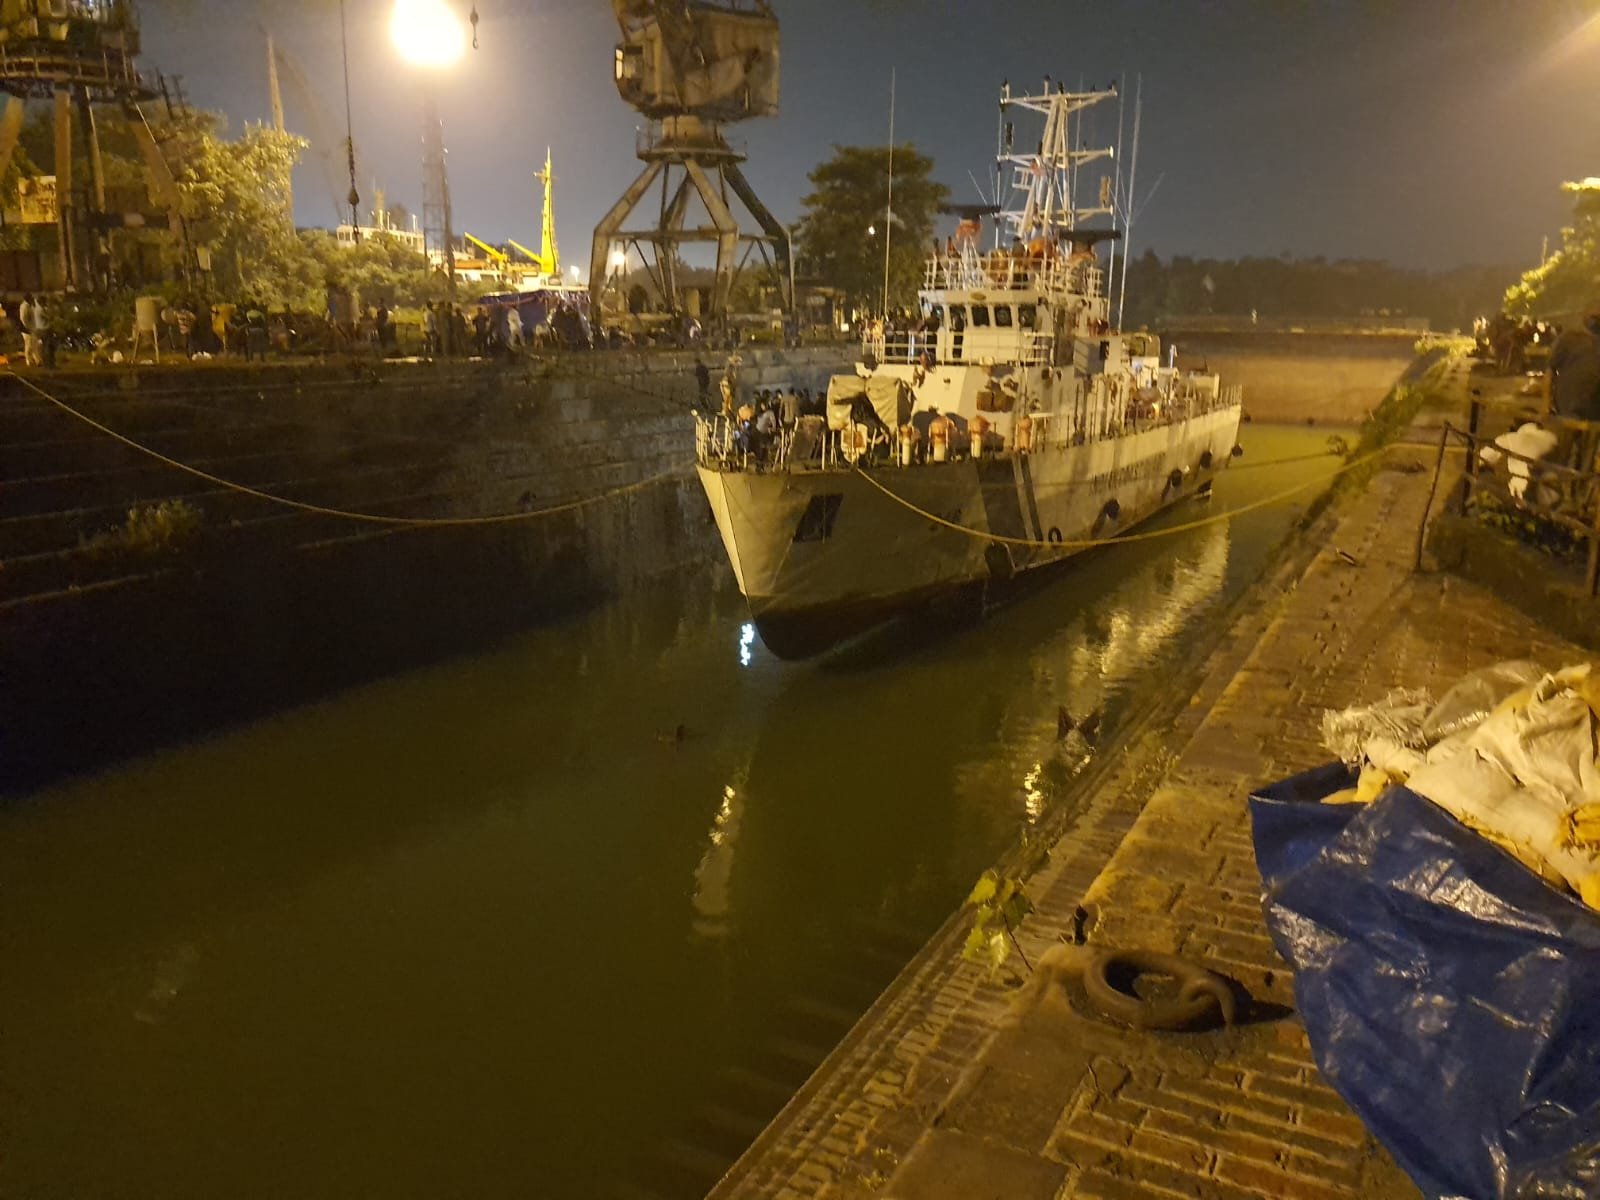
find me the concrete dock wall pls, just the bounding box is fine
[0,333,1423,793]
[1162,331,1422,424]
[0,348,849,793]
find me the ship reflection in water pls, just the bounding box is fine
[0,426,1338,1200]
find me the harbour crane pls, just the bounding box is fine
[463,231,509,265]
[263,28,357,226]
[591,0,792,324]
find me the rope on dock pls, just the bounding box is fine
[6,370,690,529]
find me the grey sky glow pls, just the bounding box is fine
[141,0,1600,272]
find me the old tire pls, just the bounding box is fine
[1082,949,1236,1031]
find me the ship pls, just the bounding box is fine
[694,81,1244,660]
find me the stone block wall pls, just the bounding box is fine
[0,346,852,792]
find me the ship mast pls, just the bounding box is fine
[996,81,1118,246]
[538,147,560,277]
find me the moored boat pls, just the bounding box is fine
[695,80,1243,659]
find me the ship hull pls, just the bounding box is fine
[699,406,1243,659]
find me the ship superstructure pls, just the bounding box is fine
[695,81,1243,658]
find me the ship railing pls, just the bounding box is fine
[862,327,937,365]
[922,251,1105,301]
[695,411,811,474]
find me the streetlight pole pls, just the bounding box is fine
[339,0,360,238]
[391,0,469,299]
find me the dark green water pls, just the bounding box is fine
[1,426,1344,1200]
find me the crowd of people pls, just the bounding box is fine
[1545,309,1600,423]
[693,355,826,464]
[1480,312,1563,376]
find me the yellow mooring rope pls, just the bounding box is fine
[851,445,1396,550]
[7,370,689,528]
[10,369,1394,544]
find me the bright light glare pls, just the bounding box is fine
[609,249,627,270]
[390,0,467,69]
[568,265,580,281]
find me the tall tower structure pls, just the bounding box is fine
[0,0,185,292]
[420,97,455,293]
[591,0,791,324]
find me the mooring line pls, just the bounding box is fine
[6,371,690,529]
[852,445,1395,550]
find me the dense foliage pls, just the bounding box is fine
[3,106,447,313]
[1503,179,1600,319]
[796,144,948,313]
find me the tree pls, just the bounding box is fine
[797,144,948,314]
[167,112,313,303]
[1504,179,1600,319]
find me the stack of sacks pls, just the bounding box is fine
[1321,662,1600,909]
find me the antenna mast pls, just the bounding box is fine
[1117,76,1142,330]
[996,80,1116,247]
[882,68,895,317]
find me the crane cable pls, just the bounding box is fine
[851,444,1396,551]
[6,371,689,529]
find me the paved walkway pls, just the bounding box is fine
[711,368,1587,1200]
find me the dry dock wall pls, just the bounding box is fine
[0,348,847,793]
[1162,330,1422,424]
[0,334,1422,794]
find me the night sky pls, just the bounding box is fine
[140,0,1600,273]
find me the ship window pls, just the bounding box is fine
[948,304,966,327]
[994,305,1014,328]
[792,493,844,543]
[970,305,991,327]
[1018,304,1037,329]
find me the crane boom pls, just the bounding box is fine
[463,231,509,264]
[264,32,352,225]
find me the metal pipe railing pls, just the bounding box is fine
[1418,418,1600,597]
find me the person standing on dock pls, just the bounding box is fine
[375,300,393,353]
[1548,311,1600,422]
[695,358,711,408]
[27,295,50,367]
[18,294,37,367]
[422,303,439,357]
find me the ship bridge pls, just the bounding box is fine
[867,232,1117,370]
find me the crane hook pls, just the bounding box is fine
[470,4,479,49]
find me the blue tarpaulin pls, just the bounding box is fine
[1250,764,1600,1200]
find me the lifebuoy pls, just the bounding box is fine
[1047,527,1063,544]
[1231,444,1244,458]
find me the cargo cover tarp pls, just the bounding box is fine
[825,375,911,432]
[1250,765,1600,1200]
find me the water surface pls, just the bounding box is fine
[1,425,1345,1199]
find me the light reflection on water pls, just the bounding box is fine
[0,426,1344,1200]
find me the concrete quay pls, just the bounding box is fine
[710,374,1586,1199]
